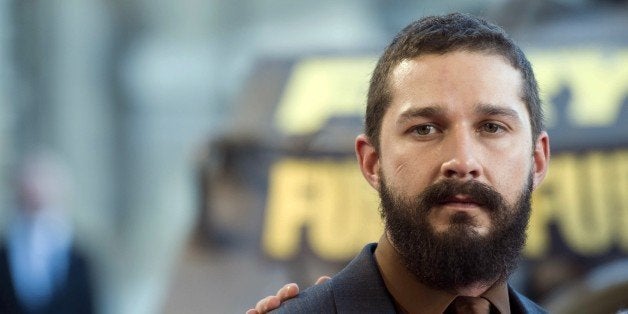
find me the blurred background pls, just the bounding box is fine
[0,0,627,313]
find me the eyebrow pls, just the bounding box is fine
[397,106,445,125]
[396,103,522,125]
[475,104,521,121]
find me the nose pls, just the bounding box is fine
[439,130,482,180]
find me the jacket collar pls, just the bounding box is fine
[330,243,397,313]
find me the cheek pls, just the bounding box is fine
[381,155,434,197]
[489,152,533,204]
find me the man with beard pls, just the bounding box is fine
[247,12,549,314]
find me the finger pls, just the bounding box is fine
[255,295,280,313]
[315,276,331,285]
[276,283,299,301]
[254,296,271,312]
[245,309,258,314]
[263,296,280,313]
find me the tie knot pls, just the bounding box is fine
[451,296,491,314]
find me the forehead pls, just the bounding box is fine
[386,51,529,122]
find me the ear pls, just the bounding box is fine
[355,134,381,191]
[532,131,550,190]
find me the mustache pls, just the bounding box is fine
[417,179,506,214]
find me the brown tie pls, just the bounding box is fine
[450,296,492,314]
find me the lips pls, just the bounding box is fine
[440,194,484,207]
[416,179,502,214]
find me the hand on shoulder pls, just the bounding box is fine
[245,276,331,314]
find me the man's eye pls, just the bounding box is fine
[413,125,437,135]
[481,122,503,133]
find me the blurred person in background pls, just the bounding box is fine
[0,151,94,314]
[248,13,550,314]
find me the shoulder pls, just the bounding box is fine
[270,243,397,313]
[68,245,91,270]
[509,286,547,314]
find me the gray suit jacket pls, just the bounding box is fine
[272,243,546,313]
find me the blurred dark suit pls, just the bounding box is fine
[0,242,94,314]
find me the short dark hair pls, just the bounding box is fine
[365,13,543,151]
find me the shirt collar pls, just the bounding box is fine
[374,234,511,314]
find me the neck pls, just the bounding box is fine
[454,281,495,297]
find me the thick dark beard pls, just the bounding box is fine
[379,175,533,291]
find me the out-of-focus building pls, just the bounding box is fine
[0,1,626,313]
